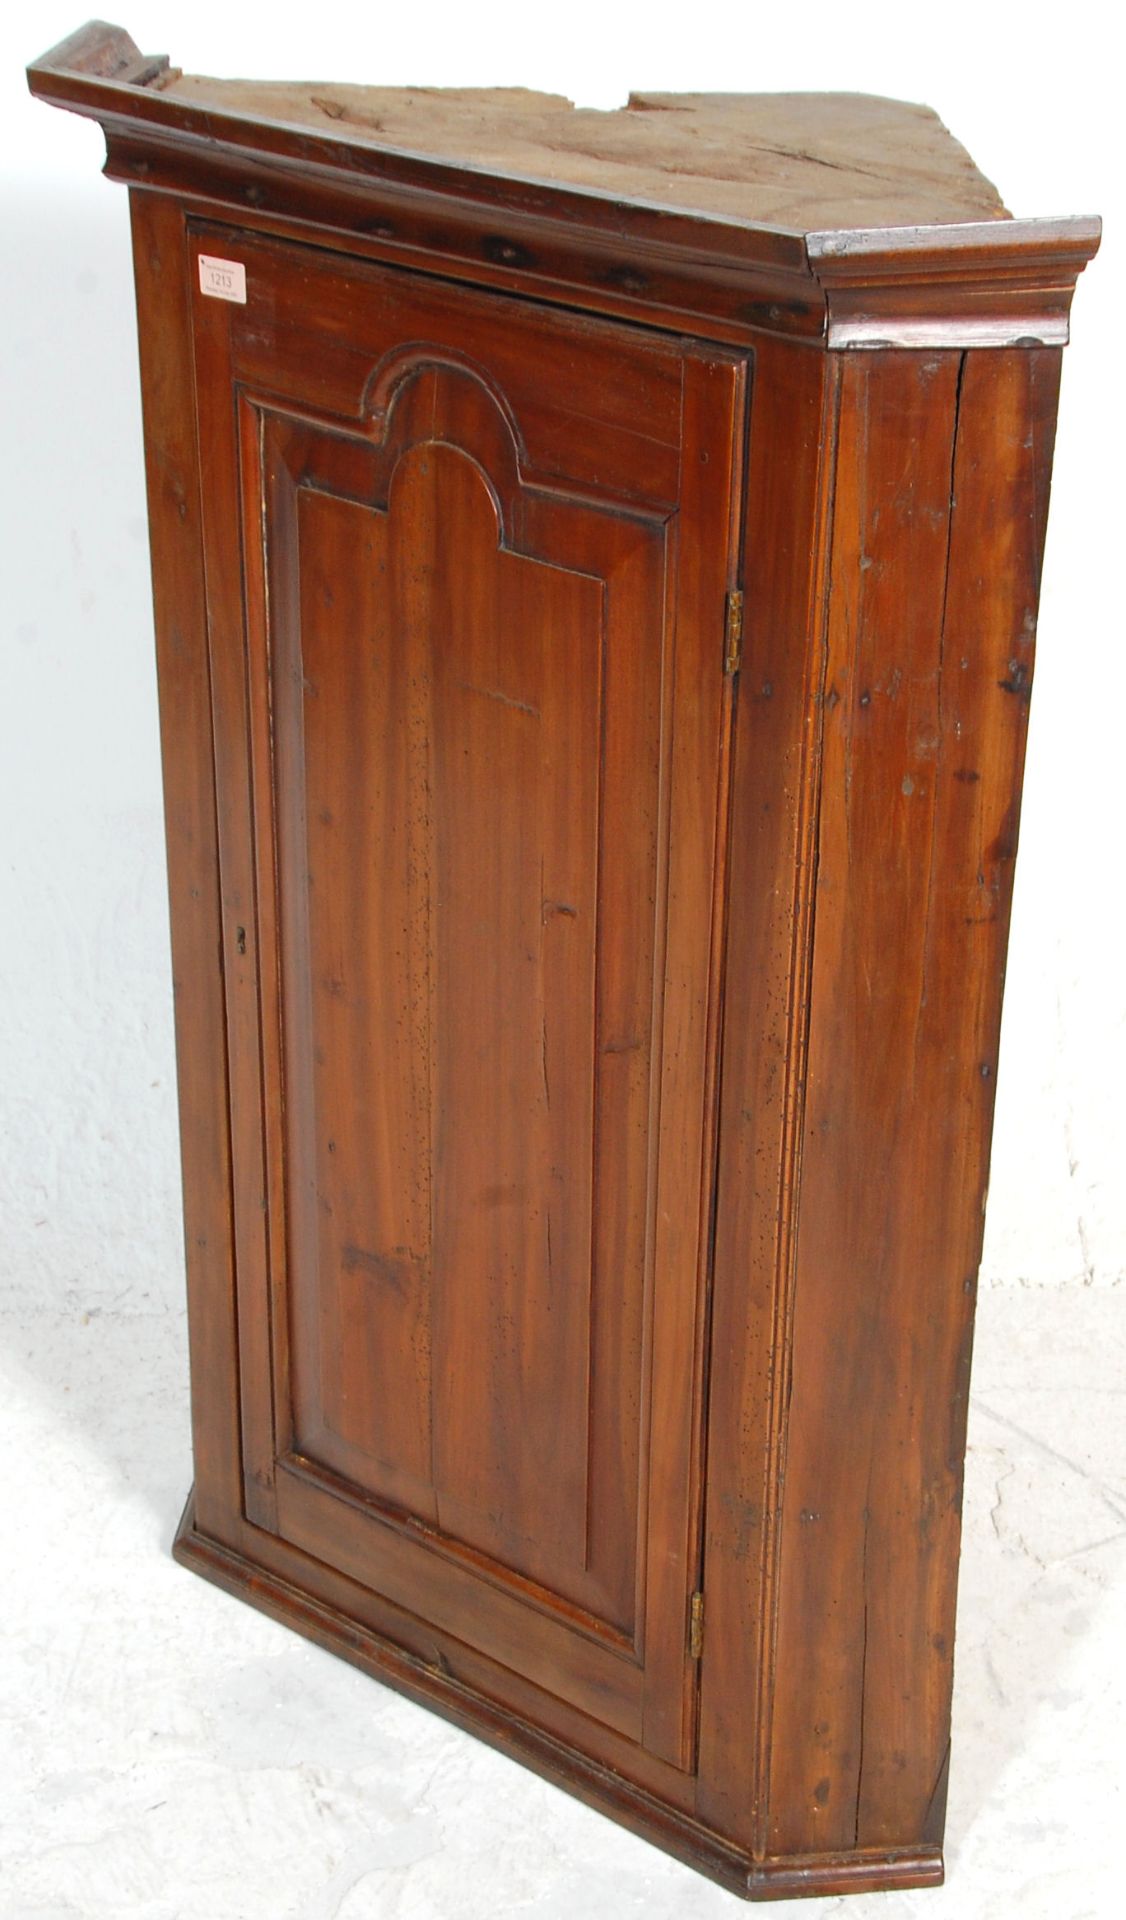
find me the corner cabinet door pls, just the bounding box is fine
[190,224,745,1772]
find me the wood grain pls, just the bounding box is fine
[189,224,742,1769]
[164,75,1010,231]
[32,31,1097,1902]
[766,346,1062,1857]
[696,335,838,1853]
[175,1492,945,1901]
[127,191,242,1540]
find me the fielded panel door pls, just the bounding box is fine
[190,224,745,1771]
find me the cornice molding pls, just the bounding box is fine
[28,23,1101,351]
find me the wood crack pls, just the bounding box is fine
[913,352,965,1081]
[922,1736,951,1834]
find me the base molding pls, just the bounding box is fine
[172,1492,944,1902]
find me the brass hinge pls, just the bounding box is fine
[724,589,743,675]
[688,1590,705,1660]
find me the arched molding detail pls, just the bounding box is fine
[363,347,527,535]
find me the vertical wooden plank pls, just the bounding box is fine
[128,192,243,1547]
[239,405,296,1485]
[695,336,836,1846]
[641,350,745,1768]
[190,264,280,1531]
[766,347,1062,1858]
[573,525,660,1637]
[851,346,1061,1849]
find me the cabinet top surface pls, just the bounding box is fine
[155,77,1010,234]
[25,18,1034,238]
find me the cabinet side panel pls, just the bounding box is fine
[128,191,242,1537]
[767,347,1062,1857]
[696,338,836,1849]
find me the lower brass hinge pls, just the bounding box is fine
[724,589,743,675]
[689,1590,705,1660]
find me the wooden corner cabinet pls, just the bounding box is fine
[30,24,1099,1901]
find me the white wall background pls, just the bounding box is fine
[1,1,1122,1319]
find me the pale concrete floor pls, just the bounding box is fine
[2,1284,1123,1919]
